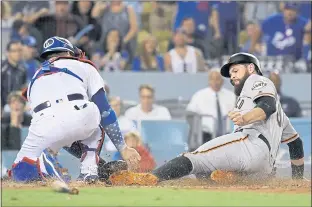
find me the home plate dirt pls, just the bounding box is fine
[2,177,311,194]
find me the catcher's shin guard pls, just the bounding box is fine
[40,149,71,183]
[10,149,69,183]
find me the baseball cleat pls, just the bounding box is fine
[109,170,158,186]
[210,170,238,184]
[76,173,99,184]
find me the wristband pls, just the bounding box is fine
[291,163,304,179]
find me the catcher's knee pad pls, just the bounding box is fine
[10,157,43,182]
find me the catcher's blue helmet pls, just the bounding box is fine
[40,36,77,59]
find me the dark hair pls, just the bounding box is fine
[12,20,27,31]
[102,29,123,53]
[181,16,194,24]
[71,1,94,17]
[41,51,72,60]
[6,40,21,51]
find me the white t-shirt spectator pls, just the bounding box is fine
[187,87,236,134]
[125,104,172,122]
[169,46,198,73]
[105,115,137,152]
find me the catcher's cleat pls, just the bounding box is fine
[76,173,98,184]
[109,170,158,186]
[210,170,238,184]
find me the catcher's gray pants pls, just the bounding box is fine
[184,129,273,177]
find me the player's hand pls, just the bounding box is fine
[120,146,141,170]
[228,111,246,126]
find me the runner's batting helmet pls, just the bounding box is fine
[220,52,262,78]
[40,36,81,59]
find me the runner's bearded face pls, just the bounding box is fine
[229,64,251,96]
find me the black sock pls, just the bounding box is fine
[152,156,193,181]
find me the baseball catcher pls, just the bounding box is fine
[9,36,139,184]
[109,52,305,185]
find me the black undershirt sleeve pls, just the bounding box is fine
[254,96,276,120]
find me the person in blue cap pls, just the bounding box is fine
[250,2,311,60]
[9,36,140,184]
[21,36,41,82]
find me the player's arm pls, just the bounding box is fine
[91,88,125,151]
[123,6,138,44]
[210,5,221,39]
[85,63,140,167]
[229,96,276,126]
[287,137,304,179]
[281,116,304,179]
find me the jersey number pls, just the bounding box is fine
[276,103,282,127]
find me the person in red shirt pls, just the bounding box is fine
[113,131,156,172]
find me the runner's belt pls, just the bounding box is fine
[236,129,271,152]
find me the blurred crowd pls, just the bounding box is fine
[1,1,311,74]
[1,1,310,166]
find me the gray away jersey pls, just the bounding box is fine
[233,74,299,160]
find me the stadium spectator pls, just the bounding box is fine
[104,84,111,99]
[269,72,302,117]
[1,1,14,28]
[124,1,142,29]
[186,70,236,147]
[173,1,213,37]
[164,29,206,73]
[168,17,207,58]
[211,1,240,55]
[21,36,40,82]
[244,2,280,24]
[70,1,102,58]
[34,1,84,41]
[250,3,311,60]
[132,35,164,72]
[11,1,51,24]
[110,96,137,135]
[1,41,27,106]
[302,32,311,71]
[280,2,311,21]
[11,20,43,52]
[146,1,175,37]
[92,1,138,62]
[240,21,263,56]
[113,131,156,172]
[1,91,32,150]
[125,84,171,122]
[91,29,128,71]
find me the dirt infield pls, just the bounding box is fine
[2,177,311,194]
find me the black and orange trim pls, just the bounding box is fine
[191,135,249,154]
[281,134,299,143]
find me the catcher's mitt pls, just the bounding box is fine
[98,160,128,183]
[63,141,128,184]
